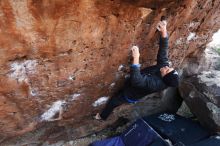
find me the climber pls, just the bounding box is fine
[94,20,179,121]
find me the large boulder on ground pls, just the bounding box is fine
[179,45,220,132]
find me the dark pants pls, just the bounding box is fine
[100,92,128,120]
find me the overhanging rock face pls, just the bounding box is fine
[0,0,220,142]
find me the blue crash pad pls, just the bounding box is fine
[89,136,124,146]
[120,119,168,146]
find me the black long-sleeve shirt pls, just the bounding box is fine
[123,37,169,100]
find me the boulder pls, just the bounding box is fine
[179,46,220,132]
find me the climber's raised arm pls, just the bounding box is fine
[156,21,169,67]
[129,46,146,88]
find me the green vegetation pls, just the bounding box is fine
[217,47,220,54]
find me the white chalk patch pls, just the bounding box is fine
[187,32,196,42]
[41,100,66,121]
[198,71,220,87]
[188,22,200,29]
[68,75,75,80]
[71,93,81,101]
[175,37,184,45]
[69,76,73,80]
[188,22,195,28]
[8,60,37,82]
[92,96,109,107]
[118,64,125,71]
[30,89,37,96]
[110,83,116,88]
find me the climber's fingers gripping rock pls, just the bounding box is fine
[156,21,167,32]
[157,21,168,38]
[131,46,140,59]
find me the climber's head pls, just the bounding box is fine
[160,66,179,87]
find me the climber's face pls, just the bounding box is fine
[160,66,174,77]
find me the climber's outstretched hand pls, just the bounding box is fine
[131,46,140,64]
[131,46,140,59]
[156,21,168,38]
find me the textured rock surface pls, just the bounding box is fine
[179,45,220,133]
[0,0,220,143]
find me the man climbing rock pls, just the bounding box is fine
[95,20,179,121]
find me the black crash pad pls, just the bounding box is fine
[187,136,220,146]
[143,113,210,145]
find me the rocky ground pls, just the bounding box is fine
[1,101,193,146]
